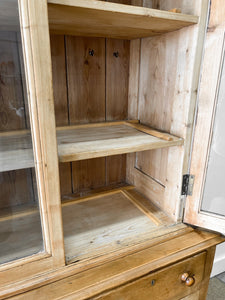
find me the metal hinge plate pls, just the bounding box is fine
[181,174,195,196]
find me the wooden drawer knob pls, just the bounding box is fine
[181,273,195,287]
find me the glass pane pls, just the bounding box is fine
[201,53,225,216]
[0,0,43,264]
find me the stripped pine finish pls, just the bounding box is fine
[51,34,71,195]
[127,0,209,220]
[62,186,174,263]
[8,231,224,300]
[0,122,183,172]
[94,252,206,299]
[1,1,225,299]
[106,37,129,186]
[0,186,173,266]
[47,0,198,39]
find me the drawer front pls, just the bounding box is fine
[94,252,206,300]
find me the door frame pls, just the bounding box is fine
[0,0,65,294]
[184,0,225,235]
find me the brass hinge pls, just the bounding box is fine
[181,174,195,196]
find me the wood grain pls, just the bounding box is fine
[129,0,209,220]
[66,36,105,124]
[106,37,129,187]
[128,38,141,120]
[48,0,199,39]
[63,188,164,264]
[57,123,183,162]
[94,252,206,300]
[106,39,129,121]
[106,154,126,185]
[18,0,65,264]
[66,36,106,194]
[0,122,183,171]
[72,158,106,193]
[8,228,223,300]
[50,34,72,195]
[50,34,68,126]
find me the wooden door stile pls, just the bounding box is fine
[18,0,65,266]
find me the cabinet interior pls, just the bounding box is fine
[0,0,202,265]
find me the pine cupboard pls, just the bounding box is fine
[0,0,225,299]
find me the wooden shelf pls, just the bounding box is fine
[0,121,183,172]
[48,0,199,39]
[0,186,174,265]
[0,130,34,173]
[62,186,175,264]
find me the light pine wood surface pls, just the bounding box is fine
[48,0,198,39]
[8,232,224,300]
[0,121,183,171]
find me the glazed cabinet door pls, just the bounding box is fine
[0,0,64,294]
[184,0,225,235]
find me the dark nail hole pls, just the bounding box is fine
[89,49,94,56]
[151,279,156,286]
[113,51,119,58]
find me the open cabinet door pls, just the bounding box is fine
[184,0,225,235]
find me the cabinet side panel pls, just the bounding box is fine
[131,1,208,220]
[50,34,72,196]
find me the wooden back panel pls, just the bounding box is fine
[50,34,129,197]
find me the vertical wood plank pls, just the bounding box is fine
[72,158,106,193]
[106,155,126,185]
[128,39,141,120]
[106,38,129,185]
[0,170,34,209]
[131,0,144,6]
[50,35,68,126]
[106,39,129,121]
[66,36,105,124]
[50,34,72,196]
[66,36,106,193]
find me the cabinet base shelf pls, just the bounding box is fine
[62,185,175,264]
